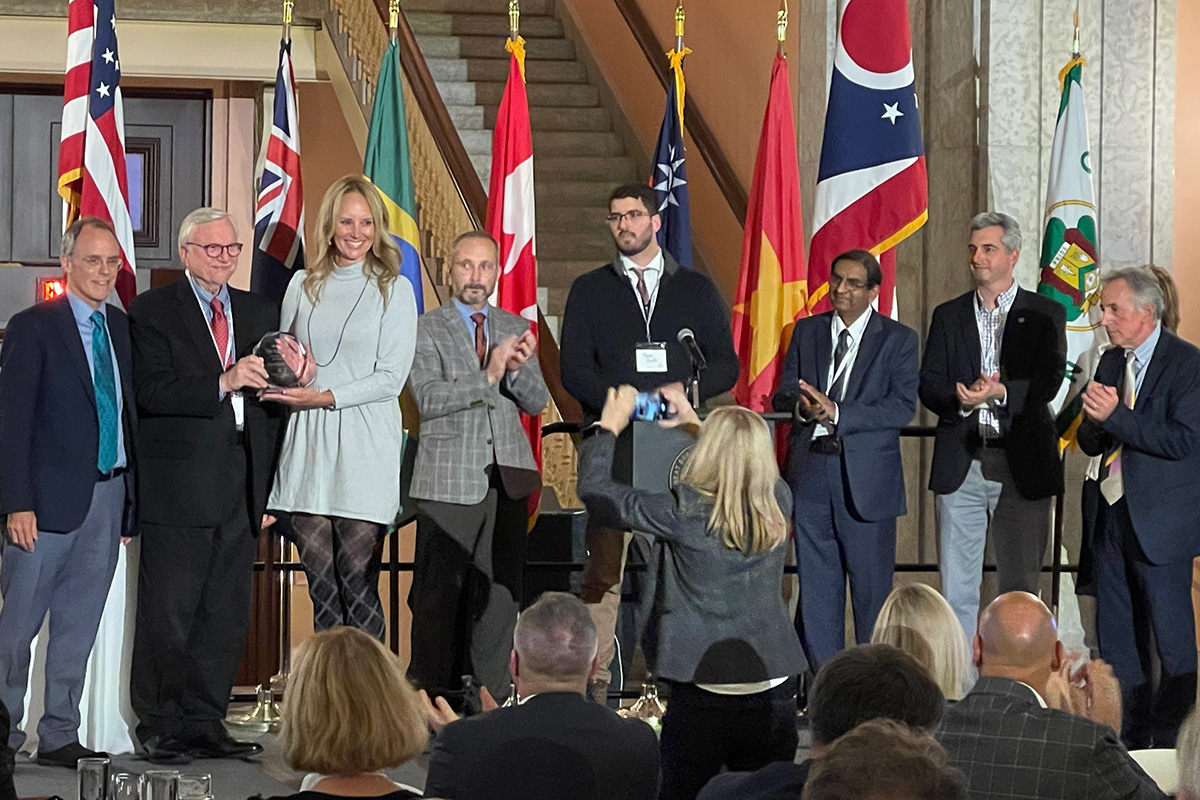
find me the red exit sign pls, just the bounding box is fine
[37,278,66,302]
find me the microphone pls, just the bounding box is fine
[677,328,708,370]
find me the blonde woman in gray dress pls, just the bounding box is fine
[264,176,417,638]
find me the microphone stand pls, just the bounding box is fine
[687,361,702,410]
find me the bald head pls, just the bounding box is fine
[974,592,1062,694]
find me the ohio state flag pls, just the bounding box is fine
[486,35,542,493]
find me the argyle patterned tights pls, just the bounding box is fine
[291,513,386,639]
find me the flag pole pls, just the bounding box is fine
[509,0,520,41]
[674,1,685,55]
[282,0,293,44]
[389,0,399,42]
[777,0,788,56]
[1072,1,1081,58]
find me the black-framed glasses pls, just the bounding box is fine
[605,210,649,225]
[185,242,244,258]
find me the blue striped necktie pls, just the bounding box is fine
[91,310,119,473]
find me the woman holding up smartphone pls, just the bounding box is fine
[577,385,804,800]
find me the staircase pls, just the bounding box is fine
[403,0,635,335]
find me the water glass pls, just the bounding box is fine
[177,773,212,800]
[111,773,144,800]
[144,769,180,800]
[76,757,109,800]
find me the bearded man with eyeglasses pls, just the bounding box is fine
[126,207,286,765]
[558,183,739,703]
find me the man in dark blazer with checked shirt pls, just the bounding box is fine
[936,592,1165,800]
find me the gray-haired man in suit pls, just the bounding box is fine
[407,230,549,705]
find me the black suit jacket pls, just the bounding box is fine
[128,279,285,530]
[424,692,660,800]
[0,699,14,800]
[771,311,919,521]
[559,253,739,423]
[696,758,811,800]
[1078,329,1200,567]
[0,295,137,535]
[920,287,1066,498]
[935,677,1165,800]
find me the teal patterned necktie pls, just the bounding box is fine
[91,310,119,473]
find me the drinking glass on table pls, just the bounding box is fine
[76,757,109,800]
[177,773,212,800]
[111,773,144,800]
[144,769,180,800]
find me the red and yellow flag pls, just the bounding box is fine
[731,54,808,412]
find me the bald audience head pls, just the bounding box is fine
[973,592,1063,697]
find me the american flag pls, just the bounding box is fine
[806,0,927,318]
[252,38,305,303]
[57,0,137,307]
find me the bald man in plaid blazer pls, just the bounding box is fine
[406,231,548,707]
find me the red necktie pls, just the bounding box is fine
[210,297,231,368]
[471,312,487,367]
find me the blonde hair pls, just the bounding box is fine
[679,406,787,554]
[305,175,401,305]
[1140,264,1180,333]
[281,627,427,776]
[872,584,971,701]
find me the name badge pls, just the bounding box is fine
[232,391,245,431]
[635,342,668,373]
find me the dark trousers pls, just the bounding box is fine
[793,452,896,673]
[291,514,386,639]
[130,457,257,743]
[659,679,799,800]
[407,471,527,703]
[1094,497,1197,748]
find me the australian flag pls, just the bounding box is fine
[252,38,305,304]
[651,53,692,269]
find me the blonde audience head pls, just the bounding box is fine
[1179,707,1200,800]
[680,404,788,554]
[281,626,427,778]
[872,584,971,701]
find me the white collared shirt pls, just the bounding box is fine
[813,306,872,437]
[619,249,664,322]
[969,280,1018,436]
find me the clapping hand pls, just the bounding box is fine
[797,380,836,423]
[1081,381,1120,422]
[505,330,537,373]
[956,372,1005,409]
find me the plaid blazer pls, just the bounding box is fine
[935,677,1166,800]
[408,302,548,505]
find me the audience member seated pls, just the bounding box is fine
[1179,708,1200,800]
[935,591,1166,800]
[872,583,972,700]
[803,718,967,800]
[698,643,945,800]
[423,592,660,800]
[252,627,428,800]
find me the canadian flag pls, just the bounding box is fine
[486,36,542,492]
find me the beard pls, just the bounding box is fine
[615,228,655,258]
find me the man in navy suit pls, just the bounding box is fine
[771,250,919,671]
[1078,267,1200,749]
[0,218,137,768]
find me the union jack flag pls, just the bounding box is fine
[807,0,928,318]
[57,0,137,308]
[252,38,305,303]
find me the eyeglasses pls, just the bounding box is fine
[830,275,869,291]
[185,242,244,258]
[605,210,649,225]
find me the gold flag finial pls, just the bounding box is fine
[509,0,520,40]
[282,0,294,42]
[389,0,399,33]
[674,1,685,39]
[777,0,788,53]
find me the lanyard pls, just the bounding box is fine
[186,271,235,368]
[631,270,660,343]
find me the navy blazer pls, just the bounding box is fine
[1078,329,1200,566]
[771,310,919,522]
[0,295,137,535]
[920,288,1067,499]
